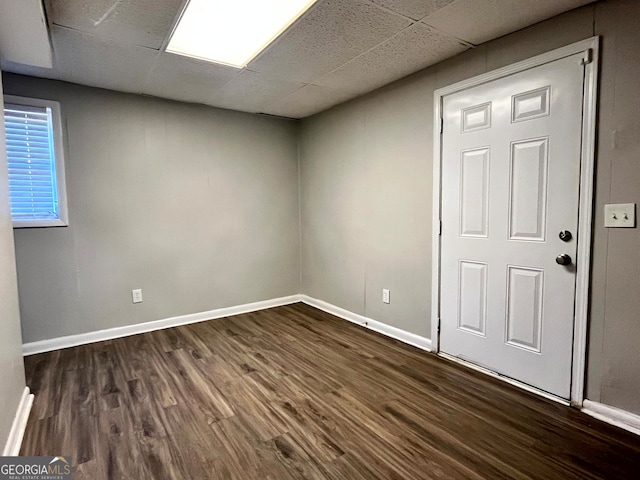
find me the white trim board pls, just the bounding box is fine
[430,37,599,406]
[23,293,432,357]
[299,295,432,352]
[582,400,640,437]
[23,295,302,356]
[2,387,34,456]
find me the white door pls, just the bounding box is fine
[439,53,586,399]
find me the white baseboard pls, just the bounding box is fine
[23,295,303,356]
[299,295,432,352]
[2,387,34,456]
[582,399,640,436]
[23,293,432,357]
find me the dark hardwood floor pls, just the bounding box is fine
[21,303,640,479]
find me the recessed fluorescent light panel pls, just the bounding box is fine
[166,0,318,68]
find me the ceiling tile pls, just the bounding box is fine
[209,70,307,114]
[263,84,357,119]
[315,23,468,94]
[143,53,240,106]
[51,26,158,94]
[423,0,596,45]
[48,0,184,49]
[248,0,411,84]
[370,0,455,21]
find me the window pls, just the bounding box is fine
[3,95,68,227]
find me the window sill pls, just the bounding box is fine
[13,219,69,229]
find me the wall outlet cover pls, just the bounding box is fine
[132,289,143,303]
[382,289,390,304]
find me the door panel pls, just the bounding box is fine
[505,266,543,352]
[458,260,488,336]
[439,53,585,399]
[460,148,490,237]
[508,138,548,241]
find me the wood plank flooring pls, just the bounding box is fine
[21,303,640,479]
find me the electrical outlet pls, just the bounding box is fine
[132,289,143,304]
[382,289,390,304]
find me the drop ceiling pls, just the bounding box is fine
[0,0,595,119]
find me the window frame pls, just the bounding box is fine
[3,95,69,228]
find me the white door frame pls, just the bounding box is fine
[431,37,599,407]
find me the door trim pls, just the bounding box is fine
[431,37,600,406]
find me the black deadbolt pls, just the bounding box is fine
[559,230,572,242]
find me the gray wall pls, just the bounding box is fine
[0,69,27,449]
[3,75,300,344]
[299,0,640,415]
[299,74,433,337]
[587,0,640,414]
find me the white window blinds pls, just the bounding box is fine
[4,102,60,222]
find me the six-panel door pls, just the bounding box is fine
[439,53,586,399]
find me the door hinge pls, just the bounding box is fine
[438,219,442,236]
[439,117,444,134]
[437,319,441,334]
[581,49,592,65]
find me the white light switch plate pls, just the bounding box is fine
[604,203,636,228]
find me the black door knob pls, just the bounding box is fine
[556,254,572,266]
